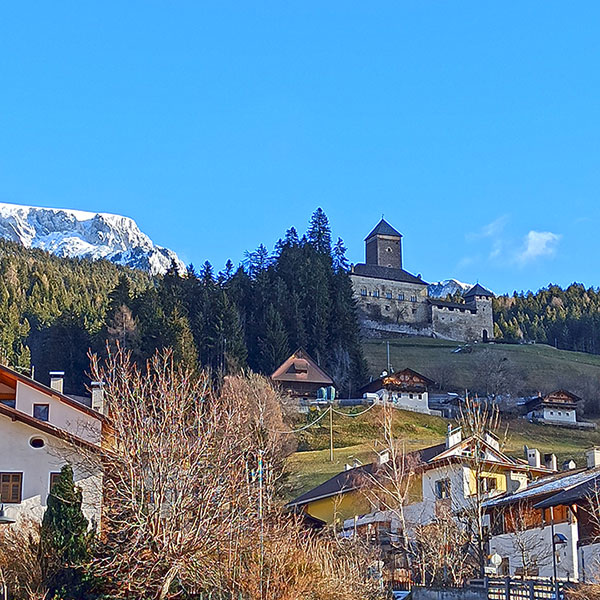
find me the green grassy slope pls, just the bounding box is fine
[362,337,600,394]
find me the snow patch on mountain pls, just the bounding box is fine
[0,202,184,275]
[427,278,473,298]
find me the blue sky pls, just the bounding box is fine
[1,2,599,294]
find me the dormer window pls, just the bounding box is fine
[33,404,49,422]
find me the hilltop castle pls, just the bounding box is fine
[349,219,494,342]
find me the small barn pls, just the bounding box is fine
[271,349,335,405]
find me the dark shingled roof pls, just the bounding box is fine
[464,283,494,298]
[365,219,402,241]
[352,263,428,285]
[287,442,446,507]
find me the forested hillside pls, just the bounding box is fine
[0,209,366,395]
[494,284,600,353]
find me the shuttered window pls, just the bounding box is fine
[49,472,61,494]
[0,472,22,503]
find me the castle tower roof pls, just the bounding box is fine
[464,283,494,299]
[365,219,402,241]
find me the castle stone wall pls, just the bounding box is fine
[351,274,429,328]
[431,297,493,342]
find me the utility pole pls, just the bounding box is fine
[386,340,391,373]
[329,405,334,462]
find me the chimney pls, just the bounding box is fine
[446,424,462,449]
[544,453,558,472]
[527,448,541,468]
[49,371,64,394]
[586,447,600,469]
[91,381,105,415]
[562,459,577,471]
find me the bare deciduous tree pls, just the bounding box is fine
[89,346,384,600]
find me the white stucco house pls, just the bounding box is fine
[359,368,434,415]
[341,426,552,538]
[525,390,580,426]
[0,367,105,526]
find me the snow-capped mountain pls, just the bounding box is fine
[0,202,184,275]
[427,278,473,298]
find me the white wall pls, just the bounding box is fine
[405,464,469,525]
[377,389,431,415]
[542,407,576,424]
[15,381,102,444]
[0,414,102,527]
[489,521,577,580]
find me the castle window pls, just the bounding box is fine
[410,295,417,302]
[361,289,367,296]
[373,290,379,298]
[386,292,392,299]
[398,293,404,301]
[385,305,390,311]
[386,247,392,252]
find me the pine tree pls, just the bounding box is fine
[258,304,290,373]
[39,464,94,599]
[332,237,349,272]
[307,208,332,255]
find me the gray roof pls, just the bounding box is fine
[464,283,494,298]
[483,468,594,509]
[535,471,600,509]
[365,219,402,241]
[352,263,428,285]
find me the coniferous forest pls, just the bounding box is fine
[493,284,600,353]
[2,206,600,397]
[0,209,367,396]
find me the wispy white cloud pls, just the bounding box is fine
[466,215,509,241]
[515,231,561,264]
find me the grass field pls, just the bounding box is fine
[363,337,600,394]
[285,338,600,501]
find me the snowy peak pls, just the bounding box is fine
[0,202,184,275]
[427,278,473,299]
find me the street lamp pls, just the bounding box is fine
[0,504,15,600]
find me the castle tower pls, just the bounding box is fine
[365,219,403,269]
[463,283,495,342]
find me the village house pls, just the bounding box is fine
[359,368,435,415]
[271,348,335,409]
[0,367,105,526]
[350,219,495,342]
[484,448,600,582]
[525,389,583,427]
[287,425,552,529]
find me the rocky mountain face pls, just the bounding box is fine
[0,202,184,275]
